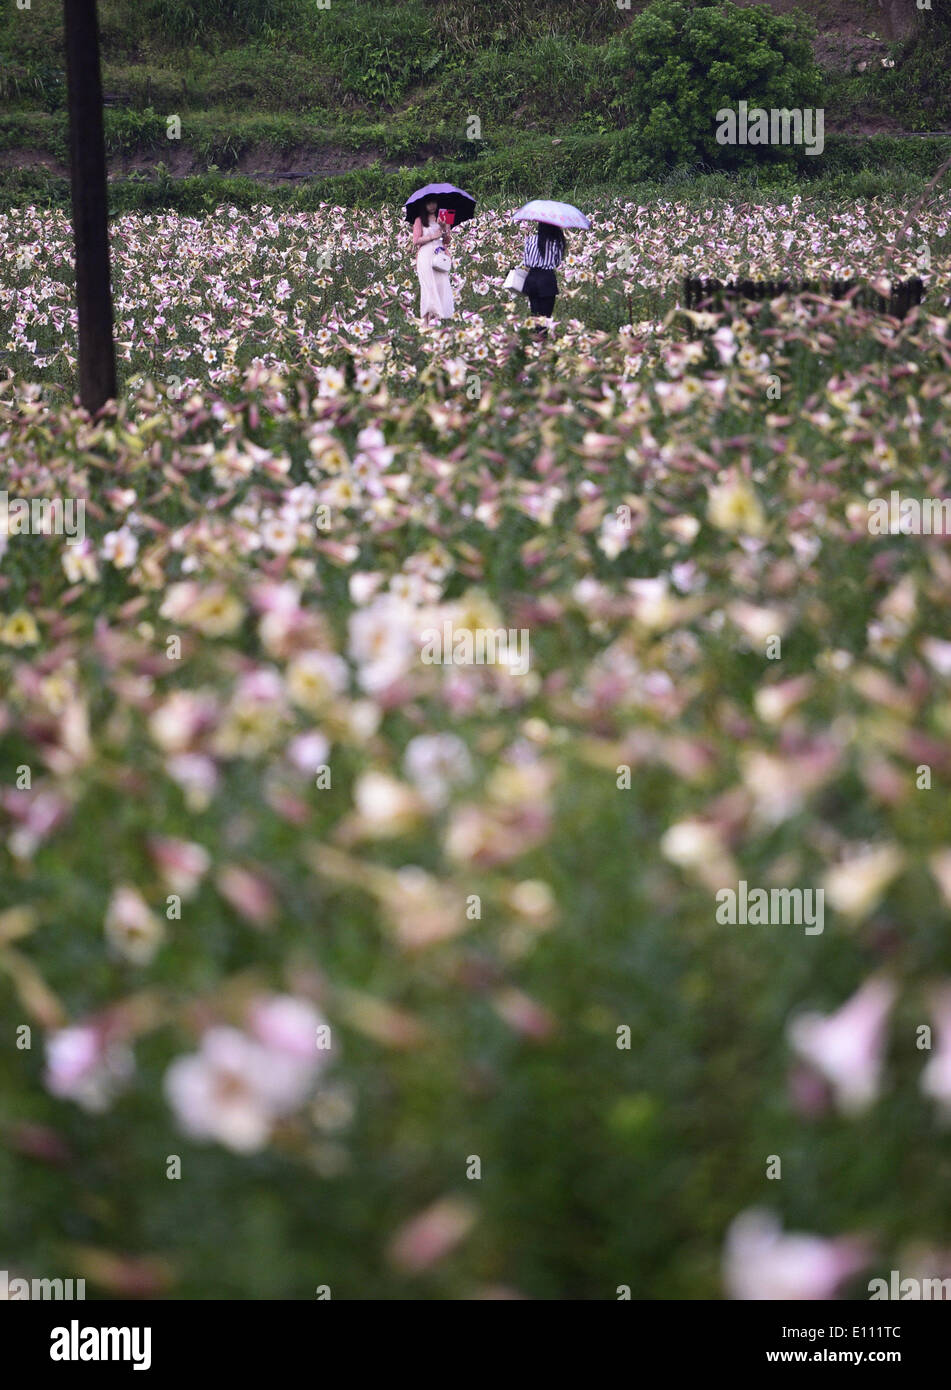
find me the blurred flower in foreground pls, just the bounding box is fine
[148,690,217,754]
[597,511,630,560]
[348,595,418,693]
[660,816,737,892]
[64,1247,175,1298]
[147,836,211,899]
[247,993,332,1110]
[164,996,331,1153]
[101,527,138,569]
[286,650,348,714]
[921,986,951,1120]
[403,733,473,808]
[287,730,330,775]
[45,1023,134,1113]
[787,976,895,1115]
[661,817,723,867]
[181,584,244,638]
[492,987,556,1041]
[2,786,70,860]
[383,867,465,949]
[929,851,951,911]
[0,610,40,647]
[723,1209,869,1299]
[104,885,165,965]
[351,771,425,839]
[62,538,99,584]
[216,864,277,928]
[165,1028,275,1153]
[387,1197,477,1274]
[823,844,904,921]
[707,475,765,536]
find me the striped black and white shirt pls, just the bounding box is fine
[523,233,563,271]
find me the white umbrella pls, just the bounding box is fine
[512,199,591,230]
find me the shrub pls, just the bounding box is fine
[103,107,167,155]
[601,0,823,180]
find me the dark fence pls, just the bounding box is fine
[684,276,924,320]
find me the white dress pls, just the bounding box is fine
[416,219,454,321]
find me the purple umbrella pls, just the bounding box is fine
[404,182,476,226]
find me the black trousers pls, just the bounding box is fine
[523,267,557,317]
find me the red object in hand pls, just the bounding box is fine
[438,209,455,226]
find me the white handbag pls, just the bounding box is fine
[432,244,452,273]
[504,267,528,293]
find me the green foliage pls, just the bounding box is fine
[0,124,948,216]
[417,0,631,49]
[0,56,66,114]
[424,34,605,126]
[875,3,951,129]
[304,2,441,107]
[103,107,167,155]
[141,0,307,45]
[0,166,70,209]
[185,45,330,113]
[601,0,823,179]
[0,0,945,207]
[106,170,265,214]
[0,113,70,164]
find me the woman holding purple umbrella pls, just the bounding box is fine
[404,183,476,327]
[412,197,453,324]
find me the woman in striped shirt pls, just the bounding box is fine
[522,222,566,326]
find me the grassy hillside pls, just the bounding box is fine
[0,0,949,209]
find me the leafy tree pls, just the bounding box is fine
[602,0,823,179]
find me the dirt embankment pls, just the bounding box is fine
[0,142,395,182]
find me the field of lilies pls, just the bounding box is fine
[2,193,951,1300]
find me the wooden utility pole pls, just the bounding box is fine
[64,0,116,412]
